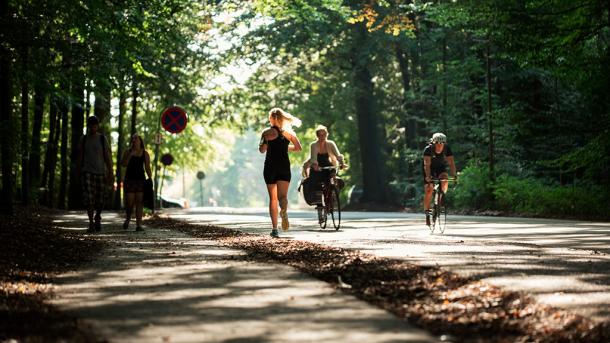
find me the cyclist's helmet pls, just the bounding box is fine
[431,132,447,144]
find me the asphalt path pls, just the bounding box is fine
[168,207,610,323]
[50,212,438,343]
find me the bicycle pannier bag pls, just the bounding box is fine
[300,177,319,206]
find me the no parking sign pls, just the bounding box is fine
[161,106,188,134]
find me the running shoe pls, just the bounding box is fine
[270,229,279,238]
[135,226,144,232]
[280,208,289,231]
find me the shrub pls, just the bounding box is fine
[452,161,494,210]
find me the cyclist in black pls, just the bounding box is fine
[423,133,457,226]
[259,108,302,238]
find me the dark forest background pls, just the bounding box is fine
[1,0,608,219]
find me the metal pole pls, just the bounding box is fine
[199,179,203,207]
[152,114,161,213]
[159,164,166,209]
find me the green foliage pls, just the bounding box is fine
[493,175,609,219]
[452,161,494,210]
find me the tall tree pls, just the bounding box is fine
[0,0,13,213]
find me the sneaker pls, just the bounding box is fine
[123,220,129,230]
[94,215,101,232]
[87,222,95,233]
[280,208,289,231]
[135,226,144,232]
[425,210,432,226]
[270,229,279,238]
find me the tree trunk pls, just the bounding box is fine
[114,83,127,209]
[395,43,417,150]
[68,74,85,209]
[30,84,45,191]
[130,79,138,137]
[57,82,70,209]
[41,96,57,194]
[45,97,61,207]
[441,34,448,132]
[0,0,13,213]
[485,43,495,182]
[94,77,112,208]
[352,24,385,203]
[20,50,29,205]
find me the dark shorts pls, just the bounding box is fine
[423,167,448,185]
[264,164,291,184]
[124,179,145,193]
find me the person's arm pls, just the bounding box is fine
[328,141,345,166]
[103,137,113,182]
[283,130,302,152]
[144,151,153,179]
[258,131,268,153]
[121,149,132,167]
[446,155,457,180]
[310,142,319,170]
[423,155,432,182]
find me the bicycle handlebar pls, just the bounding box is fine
[318,164,349,171]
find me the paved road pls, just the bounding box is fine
[51,212,439,343]
[168,207,610,323]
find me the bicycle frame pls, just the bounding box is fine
[317,166,342,230]
[428,178,455,234]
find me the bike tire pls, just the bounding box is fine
[431,205,438,233]
[438,206,447,234]
[330,186,341,230]
[319,194,328,229]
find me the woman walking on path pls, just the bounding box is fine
[121,134,152,231]
[259,108,302,238]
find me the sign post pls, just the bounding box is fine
[153,106,187,212]
[158,153,174,208]
[196,171,205,207]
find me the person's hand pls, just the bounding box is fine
[425,175,431,183]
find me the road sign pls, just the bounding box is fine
[154,133,163,145]
[196,171,206,180]
[161,153,174,166]
[161,106,188,134]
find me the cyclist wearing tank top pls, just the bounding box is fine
[423,132,457,226]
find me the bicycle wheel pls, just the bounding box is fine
[430,205,438,233]
[318,193,328,229]
[330,186,341,230]
[437,205,447,234]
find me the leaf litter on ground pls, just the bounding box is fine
[147,215,610,343]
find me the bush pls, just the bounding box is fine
[451,162,609,219]
[452,162,494,210]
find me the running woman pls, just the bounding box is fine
[259,108,302,238]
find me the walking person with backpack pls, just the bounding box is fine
[121,134,152,231]
[78,116,113,232]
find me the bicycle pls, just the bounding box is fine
[316,165,345,230]
[427,177,455,234]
